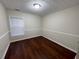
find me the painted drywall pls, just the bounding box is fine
[7,10,42,42]
[43,5,79,53]
[0,3,10,59]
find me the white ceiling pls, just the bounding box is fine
[0,0,79,16]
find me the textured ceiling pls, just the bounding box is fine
[0,0,79,16]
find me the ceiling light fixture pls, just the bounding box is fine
[33,3,41,9]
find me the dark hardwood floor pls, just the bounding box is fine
[5,36,76,59]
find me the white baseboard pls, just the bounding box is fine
[0,31,10,59]
[1,43,10,59]
[10,34,77,53]
[2,35,77,59]
[43,36,77,53]
[10,35,41,43]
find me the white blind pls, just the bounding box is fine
[9,16,24,36]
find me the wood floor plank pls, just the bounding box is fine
[5,36,76,59]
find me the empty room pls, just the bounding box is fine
[0,0,79,59]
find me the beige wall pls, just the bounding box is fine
[7,10,42,42]
[7,5,79,59]
[8,5,79,53]
[0,3,10,59]
[43,5,79,53]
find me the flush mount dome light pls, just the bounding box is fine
[33,3,41,9]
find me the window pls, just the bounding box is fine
[9,16,24,36]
